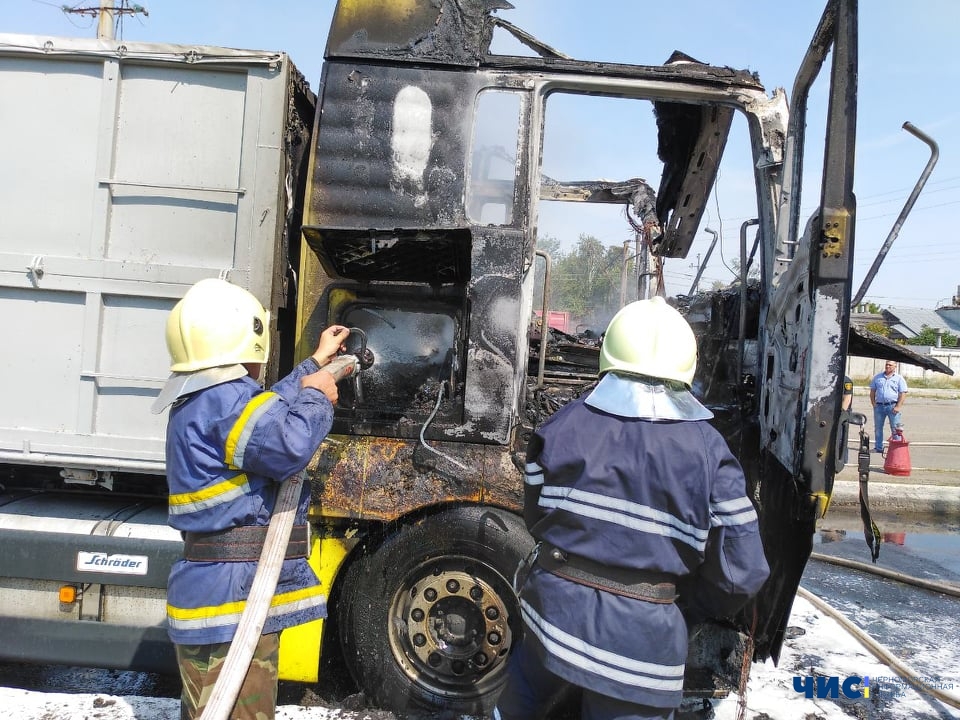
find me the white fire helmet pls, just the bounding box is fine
[165,278,270,373]
[598,297,697,387]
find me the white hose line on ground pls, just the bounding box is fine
[199,473,302,720]
[797,586,960,710]
[810,552,960,597]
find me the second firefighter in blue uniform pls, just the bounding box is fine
[494,297,770,720]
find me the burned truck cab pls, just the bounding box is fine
[293,0,863,714]
[297,0,774,497]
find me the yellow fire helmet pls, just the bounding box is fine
[599,296,697,387]
[165,278,270,373]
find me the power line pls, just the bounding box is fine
[853,174,960,201]
[858,183,960,209]
[61,1,148,40]
[857,198,960,222]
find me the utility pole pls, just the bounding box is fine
[61,1,149,40]
[688,227,719,297]
[98,0,114,40]
[637,224,661,300]
[688,253,701,293]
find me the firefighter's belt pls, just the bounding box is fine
[182,525,309,562]
[537,542,676,604]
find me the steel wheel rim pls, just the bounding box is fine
[386,554,515,698]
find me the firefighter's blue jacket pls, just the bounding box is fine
[165,358,333,645]
[520,390,770,709]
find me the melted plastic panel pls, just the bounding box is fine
[308,62,478,231]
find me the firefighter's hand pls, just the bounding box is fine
[301,369,339,404]
[312,325,350,367]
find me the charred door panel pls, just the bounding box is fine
[306,62,476,231]
[752,0,859,663]
[302,61,531,445]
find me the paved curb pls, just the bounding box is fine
[832,479,960,517]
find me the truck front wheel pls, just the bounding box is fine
[336,505,533,715]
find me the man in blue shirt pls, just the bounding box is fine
[869,361,908,453]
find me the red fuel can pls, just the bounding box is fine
[884,432,911,476]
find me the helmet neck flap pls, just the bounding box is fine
[585,372,713,421]
[151,364,249,414]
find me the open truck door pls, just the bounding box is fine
[751,0,859,662]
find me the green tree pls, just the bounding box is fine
[863,320,891,337]
[904,325,958,348]
[551,234,632,320]
[729,257,761,283]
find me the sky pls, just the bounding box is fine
[2,592,957,719]
[3,0,959,310]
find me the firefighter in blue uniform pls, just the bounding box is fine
[152,278,348,720]
[494,297,770,720]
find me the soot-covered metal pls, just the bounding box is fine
[303,40,530,445]
[297,0,880,692]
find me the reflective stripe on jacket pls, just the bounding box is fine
[520,392,769,708]
[165,358,334,645]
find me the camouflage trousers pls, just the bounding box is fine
[176,632,280,720]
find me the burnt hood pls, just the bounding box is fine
[849,326,954,375]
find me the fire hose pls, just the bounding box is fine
[797,586,960,710]
[802,552,960,709]
[199,352,360,720]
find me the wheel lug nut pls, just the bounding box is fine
[413,633,426,647]
[446,579,460,593]
[428,652,442,667]
[488,631,501,645]
[411,608,425,622]
[484,606,499,620]
[474,652,488,666]
[470,586,483,601]
[424,588,438,602]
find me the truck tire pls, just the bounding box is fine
[336,505,533,715]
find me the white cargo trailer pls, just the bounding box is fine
[0,32,313,672]
[0,34,308,475]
